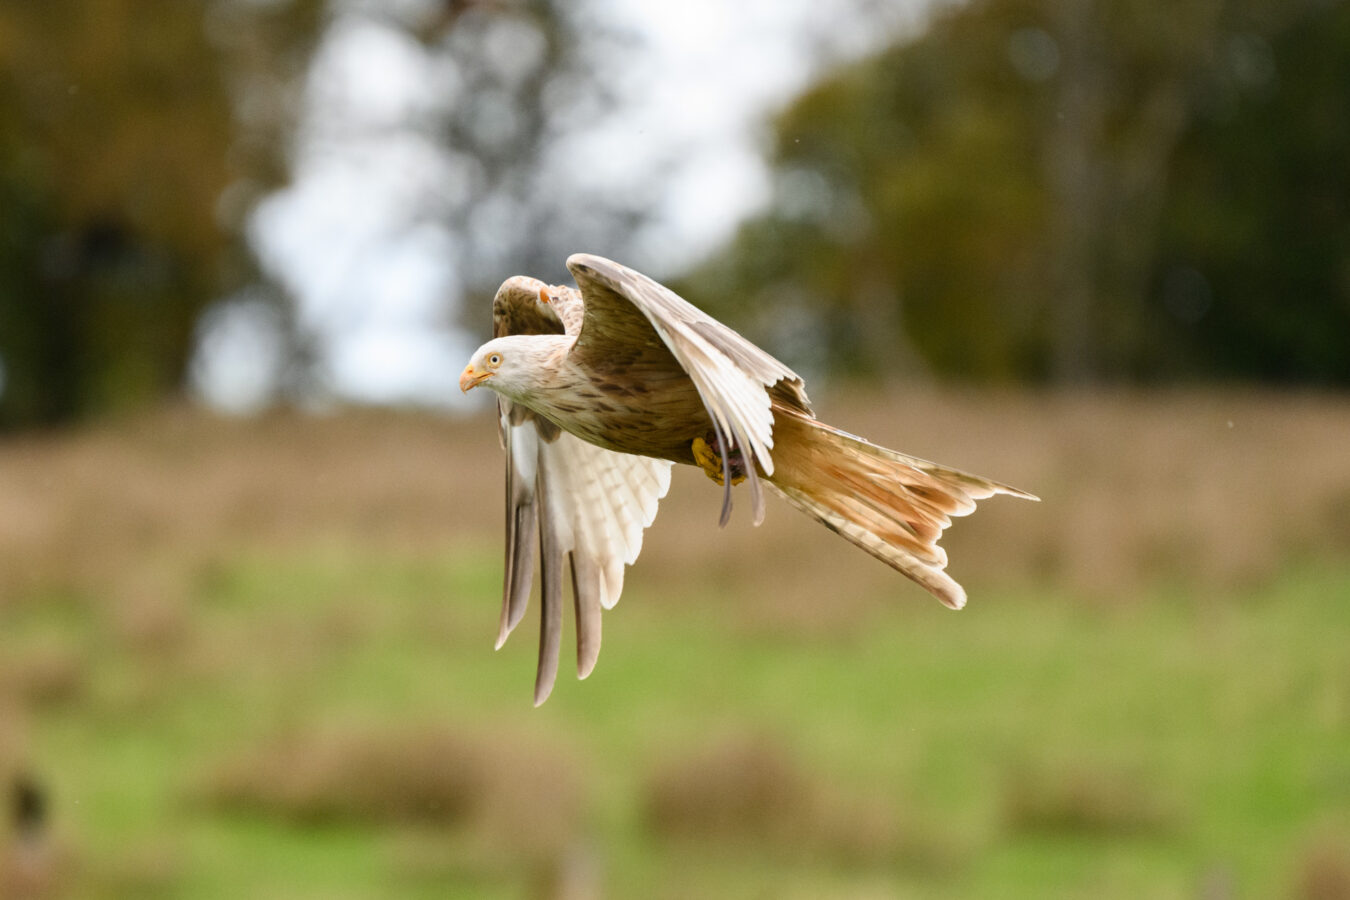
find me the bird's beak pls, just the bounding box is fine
[459,364,492,393]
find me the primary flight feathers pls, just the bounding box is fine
[460,254,1037,704]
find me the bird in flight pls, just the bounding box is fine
[460,254,1037,704]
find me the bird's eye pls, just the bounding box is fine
[488,353,502,366]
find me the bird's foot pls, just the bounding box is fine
[691,436,747,487]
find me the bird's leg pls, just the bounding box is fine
[691,435,747,487]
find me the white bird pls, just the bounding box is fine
[461,254,1037,704]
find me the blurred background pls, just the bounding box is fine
[1,0,1349,897]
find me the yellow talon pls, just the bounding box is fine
[692,436,745,486]
[692,436,721,484]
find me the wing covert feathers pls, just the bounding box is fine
[567,253,809,527]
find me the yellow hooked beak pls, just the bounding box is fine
[459,364,492,393]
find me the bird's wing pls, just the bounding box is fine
[566,253,811,527]
[492,275,567,339]
[522,421,672,704]
[492,277,673,705]
[542,284,587,336]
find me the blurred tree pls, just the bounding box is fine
[686,0,1350,387]
[0,0,321,428]
[407,0,656,330]
[222,0,658,401]
[1154,0,1350,383]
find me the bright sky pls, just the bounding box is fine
[193,0,929,412]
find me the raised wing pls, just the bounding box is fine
[566,253,811,527]
[493,275,585,340]
[492,275,567,339]
[492,275,673,705]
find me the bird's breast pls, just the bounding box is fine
[531,367,710,464]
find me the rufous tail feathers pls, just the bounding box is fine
[765,408,1037,609]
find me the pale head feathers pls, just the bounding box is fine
[464,335,572,402]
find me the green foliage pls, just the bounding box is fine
[686,0,1350,386]
[1156,2,1350,383]
[0,1,320,428]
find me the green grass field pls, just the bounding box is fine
[2,394,1349,897]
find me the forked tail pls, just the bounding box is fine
[766,408,1038,609]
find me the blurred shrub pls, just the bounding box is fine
[644,734,818,844]
[1292,832,1350,900]
[200,722,580,853]
[1000,761,1177,837]
[0,646,85,709]
[642,733,953,870]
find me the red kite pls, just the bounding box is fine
[461,254,1036,703]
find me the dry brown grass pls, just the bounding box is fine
[1,388,1348,623]
[642,387,1350,623]
[0,405,498,603]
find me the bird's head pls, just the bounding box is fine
[459,336,556,400]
